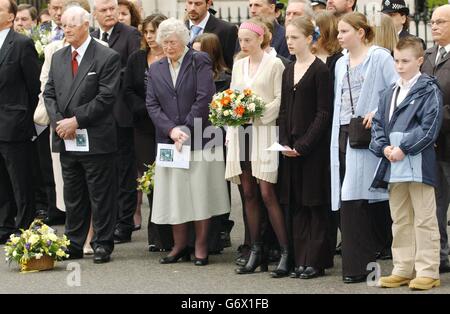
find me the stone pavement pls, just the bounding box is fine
[1,185,449,294]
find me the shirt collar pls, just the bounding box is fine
[439,43,450,55]
[71,35,92,60]
[52,20,61,31]
[168,47,189,69]
[0,28,10,42]
[189,11,210,31]
[396,72,421,90]
[99,25,115,37]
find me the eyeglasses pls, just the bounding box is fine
[428,19,450,27]
[162,40,180,48]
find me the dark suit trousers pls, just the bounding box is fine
[292,205,334,269]
[0,141,35,237]
[116,127,137,234]
[435,161,450,264]
[60,153,117,253]
[32,127,59,216]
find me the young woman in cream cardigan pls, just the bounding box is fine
[226,18,289,277]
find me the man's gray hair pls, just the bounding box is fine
[288,0,315,19]
[156,17,190,47]
[62,4,91,26]
[93,0,118,11]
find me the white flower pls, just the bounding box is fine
[29,234,40,245]
[237,94,244,101]
[12,251,17,257]
[35,253,43,260]
[248,103,256,112]
[223,110,230,116]
[48,233,58,242]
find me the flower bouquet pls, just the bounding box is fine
[209,89,265,127]
[20,26,52,60]
[137,162,155,194]
[4,220,70,272]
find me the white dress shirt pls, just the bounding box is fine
[71,35,92,65]
[435,43,450,64]
[188,11,210,37]
[0,28,10,50]
[389,72,421,121]
[99,25,115,45]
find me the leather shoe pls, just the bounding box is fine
[289,266,306,278]
[439,261,450,273]
[113,229,131,244]
[299,267,324,279]
[64,249,83,260]
[43,212,66,226]
[343,275,367,284]
[193,256,209,266]
[93,247,111,264]
[160,247,191,264]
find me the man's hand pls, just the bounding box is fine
[389,146,406,162]
[56,117,79,140]
[282,146,301,157]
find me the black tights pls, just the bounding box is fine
[240,169,288,247]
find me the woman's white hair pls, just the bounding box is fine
[156,17,190,47]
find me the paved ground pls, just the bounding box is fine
[1,185,449,294]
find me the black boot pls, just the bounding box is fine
[235,243,268,274]
[270,246,290,278]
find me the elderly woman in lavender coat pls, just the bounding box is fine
[145,18,230,266]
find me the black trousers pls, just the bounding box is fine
[60,153,117,253]
[32,127,59,217]
[341,200,381,276]
[115,127,137,234]
[0,141,35,237]
[292,205,334,269]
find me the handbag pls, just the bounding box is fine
[346,64,371,149]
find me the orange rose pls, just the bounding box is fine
[221,96,231,107]
[234,105,245,116]
[225,89,233,95]
[243,89,252,97]
[211,102,217,109]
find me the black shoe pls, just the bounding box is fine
[343,275,367,284]
[159,247,191,264]
[113,229,132,244]
[64,249,83,260]
[439,261,450,273]
[378,248,392,260]
[289,266,306,278]
[235,243,268,274]
[299,267,324,279]
[270,246,290,278]
[93,247,111,264]
[235,244,250,266]
[43,212,66,226]
[132,224,141,231]
[193,256,209,266]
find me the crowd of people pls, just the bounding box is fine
[1,0,450,291]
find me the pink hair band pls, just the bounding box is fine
[239,22,264,37]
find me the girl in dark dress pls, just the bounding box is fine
[124,14,172,251]
[278,16,334,279]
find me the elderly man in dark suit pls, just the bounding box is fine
[44,5,121,263]
[422,4,450,274]
[0,0,40,244]
[91,0,141,244]
[185,0,237,69]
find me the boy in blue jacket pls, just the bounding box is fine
[370,37,443,290]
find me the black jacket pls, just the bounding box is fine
[0,29,40,142]
[91,22,141,127]
[44,39,122,155]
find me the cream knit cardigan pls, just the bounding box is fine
[225,53,285,184]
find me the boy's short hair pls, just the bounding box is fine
[395,36,424,58]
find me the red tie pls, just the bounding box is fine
[72,50,79,77]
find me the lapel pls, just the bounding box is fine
[108,22,122,48]
[63,39,96,111]
[384,86,396,128]
[425,46,438,68]
[91,28,100,39]
[175,50,193,90]
[204,15,217,33]
[158,58,175,92]
[0,28,14,68]
[436,47,450,67]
